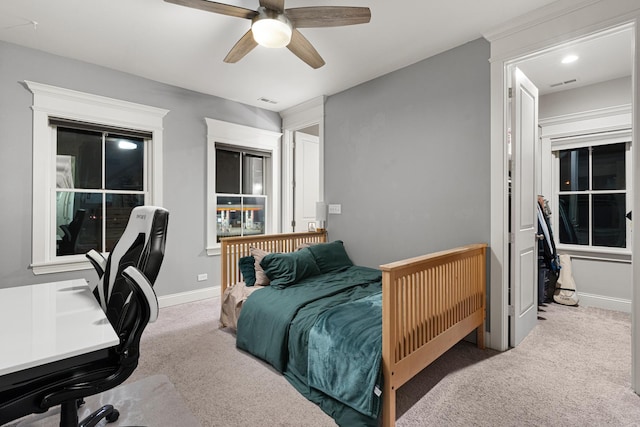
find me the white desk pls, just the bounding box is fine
[0,279,119,377]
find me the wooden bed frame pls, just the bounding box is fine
[220,231,487,427]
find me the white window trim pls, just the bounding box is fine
[25,81,169,275]
[206,118,282,256]
[541,105,632,260]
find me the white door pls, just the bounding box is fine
[509,67,539,347]
[293,132,320,232]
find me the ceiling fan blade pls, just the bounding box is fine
[287,29,325,69]
[285,6,371,28]
[224,30,258,63]
[259,0,285,13]
[164,0,257,19]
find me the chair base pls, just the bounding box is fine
[59,399,119,427]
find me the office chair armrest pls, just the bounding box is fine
[122,266,159,323]
[86,250,107,281]
[59,224,71,240]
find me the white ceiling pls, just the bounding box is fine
[517,26,633,95]
[0,0,631,112]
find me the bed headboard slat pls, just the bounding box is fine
[220,231,328,296]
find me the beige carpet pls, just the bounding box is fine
[396,303,640,426]
[127,297,333,427]
[7,374,200,426]
[122,297,640,426]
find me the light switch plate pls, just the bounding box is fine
[328,204,341,214]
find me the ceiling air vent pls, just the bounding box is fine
[258,97,278,104]
[550,79,577,89]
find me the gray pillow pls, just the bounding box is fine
[250,247,271,286]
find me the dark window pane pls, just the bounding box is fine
[243,154,264,195]
[592,143,625,190]
[559,148,589,191]
[105,194,145,252]
[592,194,626,247]
[216,149,240,194]
[57,127,102,189]
[558,194,589,245]
[56,191,102,255]
[243,196,266,236]
[217,196,242,241]
[105,135,144,191]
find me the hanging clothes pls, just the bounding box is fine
[537,196,560,303]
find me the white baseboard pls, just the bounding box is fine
[576,292,631,313]
[157,286,220,308]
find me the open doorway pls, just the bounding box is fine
[292,126,320,232]
[280,96,325,233]
[507,25,633,347]
[486,7,639,393]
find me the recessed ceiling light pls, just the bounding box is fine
[561,54,579,64]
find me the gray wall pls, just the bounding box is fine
[0,41,281,296]
[540,76,631,119]
[323,38,491,268]
[571,258,631,305]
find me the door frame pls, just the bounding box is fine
[485,0,639,391]
[280,96,325,233]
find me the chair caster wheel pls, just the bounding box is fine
[106,409,119,423]
[105,409,120,423]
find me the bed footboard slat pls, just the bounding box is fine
[380,243,487,427]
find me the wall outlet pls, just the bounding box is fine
[328,204,342,214]
[197,273,208,282]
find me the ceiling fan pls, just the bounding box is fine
[164,0,371,68]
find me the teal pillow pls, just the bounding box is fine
[260,248,321,289]
[307,240,353,274]
[239,256,257,286]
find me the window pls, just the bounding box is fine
[26,81,168,274]
[55,125,147,256]
[554,136,631,250]
[215,147,268,241]
[206,118,281,255]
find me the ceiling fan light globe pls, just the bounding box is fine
[252,8,292,48]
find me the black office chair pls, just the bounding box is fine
[0,205,169,427]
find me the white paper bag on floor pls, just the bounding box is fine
[554,254,579,306]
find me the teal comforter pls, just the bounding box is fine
[236,266,383,426]
[307,291,383,418]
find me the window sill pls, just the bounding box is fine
[207,246,221,256]
[31,257,94,275]
[556,244,632,263]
